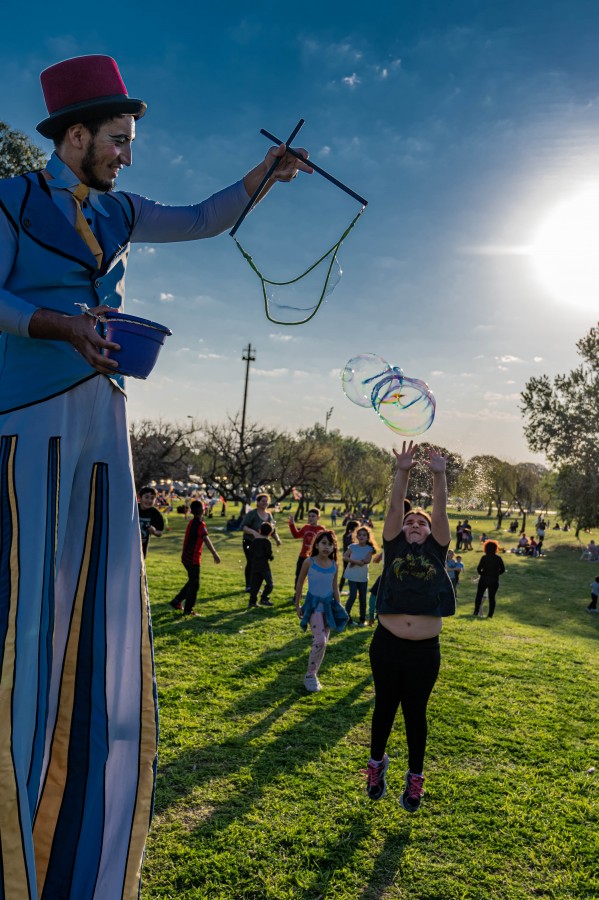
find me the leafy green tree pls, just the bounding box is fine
[334,436,392,515]
[0,122,46,178]
[508,462,548,533]
[458,455,515,527]
[552,464,599,536]
[521,323,599,534]
[403,444,464,506]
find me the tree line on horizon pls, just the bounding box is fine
[130,416,556,534]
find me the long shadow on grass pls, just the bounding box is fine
[279,809,411,899]
[358,828,412,900]
[156,671,373,833]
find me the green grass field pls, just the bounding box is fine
[142,510,598,899]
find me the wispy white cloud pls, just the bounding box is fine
[252,367,290,377]
[170,155,184,165]
[342,73,361,89]
[430,370,445,376]
[136,246,156,255]
[496,355,521,363]
[130,297,143,304]
[175,347,190,355]
[198,352,224,360]
[269,333,297,342]
[484,391,521,402]
[453,408,520,422]
[192,294,218,306]
[533,356,543,362]
[160,292,175,302]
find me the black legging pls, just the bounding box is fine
[473,577,499,617]
[243,537,253,589]
[369,624,440,773]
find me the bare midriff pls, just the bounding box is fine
[378,613,442,640]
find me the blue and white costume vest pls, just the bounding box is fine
[0,172,133,412]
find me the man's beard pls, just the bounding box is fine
[80,139,114,192]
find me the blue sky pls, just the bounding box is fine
[3,1,599,464]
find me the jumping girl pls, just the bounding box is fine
[295,531,349,692]
[364,441,455,812]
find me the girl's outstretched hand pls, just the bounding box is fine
[424,446,447,473]
[392,440,418,471]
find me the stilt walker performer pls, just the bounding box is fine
[0,54,311,899]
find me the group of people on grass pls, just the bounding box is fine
[144,442,470,814]
[139,441,520,818]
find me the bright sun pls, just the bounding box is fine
[531,187,599,310]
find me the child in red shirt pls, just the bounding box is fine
[288,508,325,588]
[170,500,220,616]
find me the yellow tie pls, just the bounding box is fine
[72,183,103,268]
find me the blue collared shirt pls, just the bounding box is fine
[0,154,249,336]
[45,151,112,228]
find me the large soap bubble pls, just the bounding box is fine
[342,354,436,435]
[372,374,436,435]
[341,353,397,408]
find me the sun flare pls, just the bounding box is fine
[531,187,599,310]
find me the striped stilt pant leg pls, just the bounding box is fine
[0,376,158,900]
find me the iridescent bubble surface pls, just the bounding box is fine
[372,374,436,434]
[341,354,396,407]
[342,354,436,434]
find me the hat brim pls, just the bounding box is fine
[36,95,147,139]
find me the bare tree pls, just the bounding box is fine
[129,418,200,490]
[197,417,280,503]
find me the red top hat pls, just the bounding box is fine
[37,55,147,139]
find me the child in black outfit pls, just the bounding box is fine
[248,522,275,609]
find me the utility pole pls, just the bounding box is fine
[240,343,256,452]
[325,406,334,433]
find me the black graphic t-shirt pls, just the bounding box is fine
[377,531,455,617]
[138,505,165,557]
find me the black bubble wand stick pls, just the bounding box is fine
[229,120,368,325]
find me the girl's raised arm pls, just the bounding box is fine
[383,441,417,541]
[425,448,451,545]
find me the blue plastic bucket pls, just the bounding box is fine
[102,311,173,379]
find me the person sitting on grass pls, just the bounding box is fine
[288,507,325,589]
[295,530,348,692]
[517,533,530,554]
[247,522,275,609]
[170,500,221,616]
[363,441,454,813]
